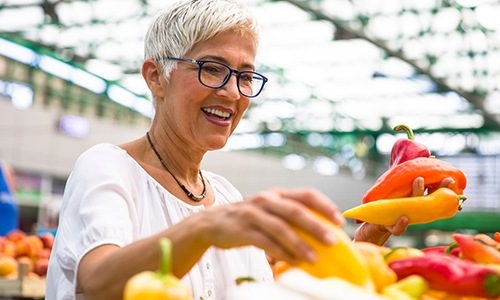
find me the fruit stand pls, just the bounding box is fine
[0,230,52,300]
[0,262,45,299]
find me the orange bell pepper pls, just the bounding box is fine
[343,188,466,226]
[123,238,192,300]
[362,157,467,204]
[453,233,500,265]
[353,241,397,292]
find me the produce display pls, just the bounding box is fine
[258,229,500,300]
[0,229,53,279]
[231,124,500,299]
[0,229,52,298]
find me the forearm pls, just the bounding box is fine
[77,217,210,299]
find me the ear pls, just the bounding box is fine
[142,58,165,98]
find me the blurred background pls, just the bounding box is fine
[1,0,500,248]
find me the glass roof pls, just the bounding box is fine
[1,0,500,169]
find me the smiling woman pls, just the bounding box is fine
[41,0,462,299]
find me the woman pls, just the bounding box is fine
[45,0,440,299]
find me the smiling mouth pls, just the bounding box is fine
[202,108,231,120]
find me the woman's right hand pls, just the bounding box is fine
[197,187,345,265]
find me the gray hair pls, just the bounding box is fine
[144,0,260,80]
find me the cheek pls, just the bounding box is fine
[232,98,251,126]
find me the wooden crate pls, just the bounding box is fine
[0,262,45,299]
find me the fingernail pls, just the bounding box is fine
[323,231,336,245]
[334,210,345,225]
[418,179,424,189]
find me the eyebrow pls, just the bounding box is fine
[199,55,255,71]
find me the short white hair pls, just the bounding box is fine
[144,0,260,80]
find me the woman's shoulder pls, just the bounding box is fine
[72,143,138,177]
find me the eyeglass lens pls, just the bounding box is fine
[199,61,265,97]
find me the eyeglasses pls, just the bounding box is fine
[165,56,268,98]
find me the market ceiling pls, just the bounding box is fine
[1,0,500,158]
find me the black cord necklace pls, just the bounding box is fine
[146,132,207,202]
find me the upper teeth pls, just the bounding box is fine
[203,108,230,118]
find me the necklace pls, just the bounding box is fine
[146,132,207,202]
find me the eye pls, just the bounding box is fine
[239,72,254,84]
[201,63,226,77]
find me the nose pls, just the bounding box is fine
[215,72,241,99]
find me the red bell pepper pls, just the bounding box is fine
[453,233,500,264]
[495,232,500,243]
[389,254,500,298]
[389,124,431,168]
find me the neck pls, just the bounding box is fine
[147,130,202,180]
[146,131,207,202]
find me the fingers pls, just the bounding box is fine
[241,188,342,264]
[411,177,425,196]
[353,222,391,246]
[427,177,456,194]
[385,216,409,236]
[279,188,345,226]
[251,189,336,243]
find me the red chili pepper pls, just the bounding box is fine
[389,255,500,298]
[453,233,500,264]
[389,124,431,168]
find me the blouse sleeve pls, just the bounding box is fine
[54,144,139,287]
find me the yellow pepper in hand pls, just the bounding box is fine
[123,238,192,300]
[293,210,375,291]
[343,188,466,226]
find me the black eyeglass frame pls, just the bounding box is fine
[165,56,268,98]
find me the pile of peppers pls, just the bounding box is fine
[345,124,468,226]
[386,231,500,298]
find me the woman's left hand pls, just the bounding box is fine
[353,176,455,246]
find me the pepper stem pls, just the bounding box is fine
[393,124,415,141]
[457,195,467,211]
[444,241,458,255]
[156,237,172,279]
[485,273,500,297]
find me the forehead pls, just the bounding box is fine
[187,30,257,64]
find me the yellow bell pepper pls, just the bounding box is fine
[123,238,192,300]
[354,241,398,292]
[384,246,425,264]
[292,210,375,291]
[382,275,429,300]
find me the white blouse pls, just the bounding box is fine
[45,143,273,300]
